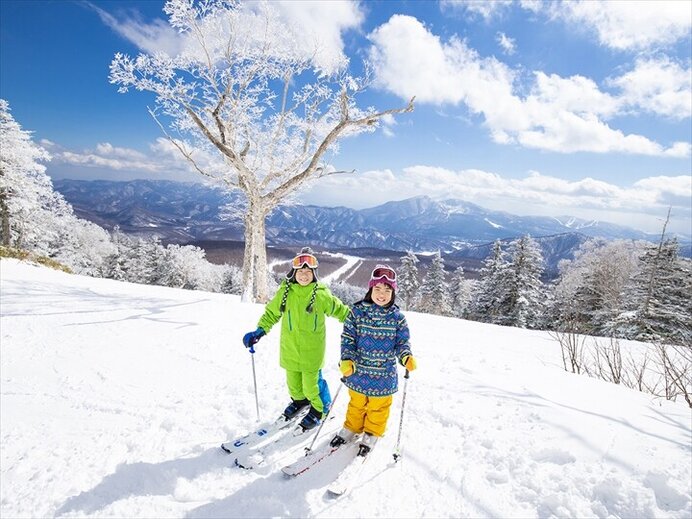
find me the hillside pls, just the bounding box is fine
[1,259,690,518]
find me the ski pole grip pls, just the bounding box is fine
[249,345,256,354]
[404,369,410,379]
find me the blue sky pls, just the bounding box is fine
[1,0,691,235]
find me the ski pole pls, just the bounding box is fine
[304,377,346,455]
[393,369,410,463]
[248,344,260,422]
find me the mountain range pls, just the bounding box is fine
[53,179,690,277]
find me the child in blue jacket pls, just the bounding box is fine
[330,264,417,455]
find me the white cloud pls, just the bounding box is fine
[85,2,183,56]
[299,166,692,233]
[50,138,225,179]
[441,0,514,21]
[270,1,363,73]
[442,0,691,51]
[368,15,469,104]
[46,136,691,234]
[89,0,363,74]
[608,57,692,120]
[496,32,516,55]
[380,113,397,138]
[368,15,690,157]
[548,0,692,51]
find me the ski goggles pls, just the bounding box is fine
[371,266,396,283]
[292,253,319,269]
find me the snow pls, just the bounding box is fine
[1,258,690,518]
[485,217,504,229]
[319,252,361,284]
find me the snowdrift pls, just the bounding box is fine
[1,259,690,518]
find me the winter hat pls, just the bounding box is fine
[286,246,319,281]
[368,264,397,291]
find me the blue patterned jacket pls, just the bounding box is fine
[341,301,412,397]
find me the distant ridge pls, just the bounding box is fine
[53,179,691,276]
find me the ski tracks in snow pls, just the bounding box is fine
[319,252,361,285]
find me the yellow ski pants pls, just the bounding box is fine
[343,389,393,437]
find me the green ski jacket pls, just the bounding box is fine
[257,281,350,372]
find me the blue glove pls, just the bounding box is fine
[243,328,265,348]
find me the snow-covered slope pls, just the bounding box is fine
[1,259,690,518]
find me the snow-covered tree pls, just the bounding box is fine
[327,280,362,306]
[496,235,545,329]
[612,238,692,345]
[53,216,117,276]
[398,250,420,310]
[449,265,473,318]
[470,240,508,323]
[551,239,642,335]
[109,0,414,302]
[220,264,243,295]
[418,251,452,316]
[104,227,134,281]
[0,99,54,249]
[159,243,201,289]
[0,99,117,273]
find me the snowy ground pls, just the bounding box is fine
[1,259,690,518]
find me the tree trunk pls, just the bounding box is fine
[242,201,270,303]
[0,190,10,247]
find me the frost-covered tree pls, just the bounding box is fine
[220,263,243,295]
[0,99,116,272]
[496,235,544,329]
[418,251,452,316]
[613,238,692,345]
[470,240,508,323]
[327,281,362,306]
[53,217,117,276]
[123,237,167,285]
[159,243,203,289]
[104,227,134,281]
[398,250,420,310]
[0,99,53,249]
[551,239,642,335]
[449,265,473,318]
[109,0,414,302]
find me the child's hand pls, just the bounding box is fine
[339,360,355,377]
[243,328,265,348]
[402,355,417,371]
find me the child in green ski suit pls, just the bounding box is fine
[242,247,350,431]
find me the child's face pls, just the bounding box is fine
[295,267,314,286]
[371,283,393,306]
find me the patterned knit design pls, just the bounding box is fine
[341,302,412,397]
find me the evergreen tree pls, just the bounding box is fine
[221,264,243,295]
[496,235,545,329]
[0,98,54,250]
[104,227,132,281]
[418,251,452,316]
[124,237,166,285]
[613,238,692,344]
[470,240,509,323]
[449,265,472,318]
[398,250,420,310]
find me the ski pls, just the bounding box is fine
[234,414,338,470]
[220,408,308,456]
[233,423,308,469]
[327,448,372,497]
[281,436,358,477]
